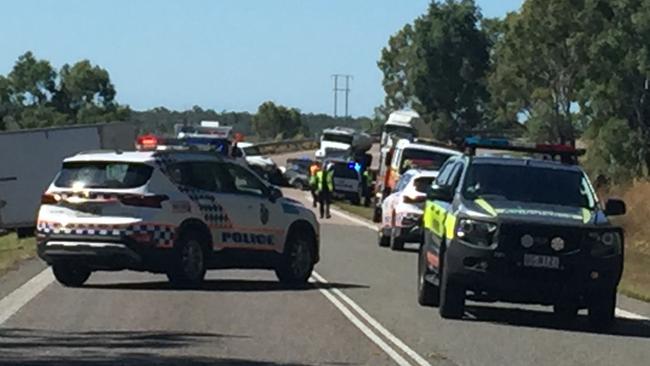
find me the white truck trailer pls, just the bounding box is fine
[0,122,136,236]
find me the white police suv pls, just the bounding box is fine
[36,143,319,288]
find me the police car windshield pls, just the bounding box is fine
[323,133,353,145]
[400,149,452,173]
[463,163,596,209]
[54,162,154,189]
[332,163,358,179]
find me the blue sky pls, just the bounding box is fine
[0,0,522,116]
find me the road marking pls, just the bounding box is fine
[0,268,54,325]
[616,308,649,321]
[310,276,413,366]
[313,271,432,366]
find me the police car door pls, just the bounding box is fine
[220,163,284,251]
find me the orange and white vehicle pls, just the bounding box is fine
[378,169,439,251]
[373,138,459,222]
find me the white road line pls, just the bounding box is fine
[310,277,413,366]
[0,268,54,325]
[616,308,649,321]
[313,271,432,366]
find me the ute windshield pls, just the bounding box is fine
[462,163,597,209]
[242,145,262,156]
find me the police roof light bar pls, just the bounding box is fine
[463,137,585,164]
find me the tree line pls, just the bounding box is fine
[378,0,650,182]
[0,52,129,130]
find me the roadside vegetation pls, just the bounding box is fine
[0,233,36,276]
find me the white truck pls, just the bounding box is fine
[235,142,285,186]
[315,126,373,159]
[0,122,137,236]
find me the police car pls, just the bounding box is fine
[418,138,626,329]
[326,159,364,205]
[36,136,319,288]
[379,169,438,250]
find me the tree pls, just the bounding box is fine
[378,0,491,143]
[252,101,304,139]
[54,60,117,119]
[8,51,56,108]
[378,24,417,111]
[577,0,650,180]
[488,0,588,145]
[0,76,14,130]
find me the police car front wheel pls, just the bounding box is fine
[52,264,91,287]
[167,233,207,288]
[275,234,315,285]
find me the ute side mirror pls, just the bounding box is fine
[604,198,626,216]
[269,186,283,202]
[427,185,454,202]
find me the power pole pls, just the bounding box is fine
[332,74,352,118]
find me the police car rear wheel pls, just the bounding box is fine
[588,289,616,329]
[52,264,91,287]
[167,234,206,288]
[275,235,314,285]
[417,248,439,307]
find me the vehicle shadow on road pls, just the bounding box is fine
[83,279,369,293]
[464,305,650,338]
[0,328,337,366]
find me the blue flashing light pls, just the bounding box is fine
[348,162,362,173]
[464,136,510,147]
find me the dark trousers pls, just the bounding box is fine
[310,187,318,207]
[319,189,331,218]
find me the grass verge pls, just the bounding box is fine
[0,233,37,277]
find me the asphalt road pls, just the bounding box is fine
[1,149,650,366]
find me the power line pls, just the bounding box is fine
[332,74,352,118]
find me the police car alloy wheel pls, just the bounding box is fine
[167,233,206,287]
[275,234,314,284]
[52,264,91,287]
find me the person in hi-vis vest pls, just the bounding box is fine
[315,163,334,219]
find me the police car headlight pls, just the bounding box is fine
[456,219,497,247]
[589,231,622,257]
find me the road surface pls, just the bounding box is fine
[0,150,649,366]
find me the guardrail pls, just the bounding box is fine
[254,138,319,155]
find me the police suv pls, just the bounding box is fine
[36,135,319,288]
[418,138,626,328]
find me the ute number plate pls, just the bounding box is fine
[523,254,560,269]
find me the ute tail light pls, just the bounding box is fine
[120,194,169,208]
[403,195,426,204]
[41,193,60,205]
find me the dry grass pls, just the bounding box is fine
[602,181,650,301]
[333,201,375,222]
[0,233,37,276]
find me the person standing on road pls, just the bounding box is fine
[309,161,321,208]
[316,163,334,219]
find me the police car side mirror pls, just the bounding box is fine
[427,185,453,202]
[604,198,626,216]
[269,187,283,202]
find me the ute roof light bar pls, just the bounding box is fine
[463,137,585,165]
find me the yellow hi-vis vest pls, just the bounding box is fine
[316,170,334,192]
